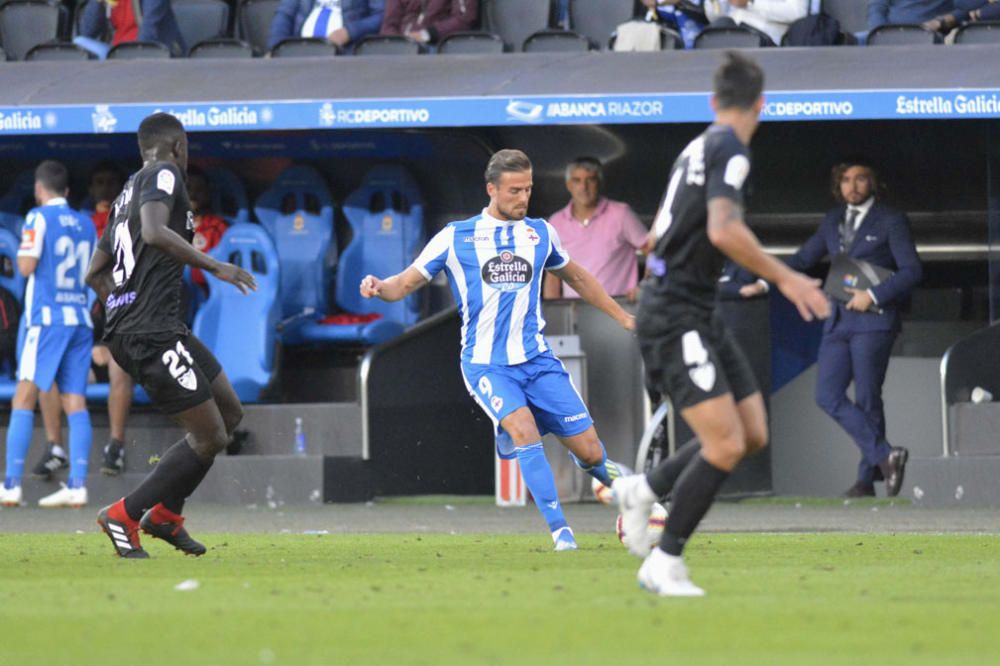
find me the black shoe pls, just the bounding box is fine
[101,440,125,476]
[140,506,207,556]
[880,447,909,498]
[842,481,876,498]
[30,443,68,481]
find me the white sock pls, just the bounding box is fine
[51,445,67,459]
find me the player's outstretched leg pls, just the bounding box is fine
[515,442,576,551]
[140,503,206,556]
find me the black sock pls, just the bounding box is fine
[162,456,214,515]
[646,437,701,499]
[124,440,212,520]
[660,454,729,556]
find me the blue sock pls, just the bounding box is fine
[569,442,624,486]
[4,409,33,489]
[67,410,92,489]
[514,442,568,533]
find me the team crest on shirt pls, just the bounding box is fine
[523,227,540,245]
[491,396,504,412]
[482,251,533,291]
[177,368,198,391]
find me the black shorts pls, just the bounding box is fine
[638,308,758,412]
[107,330,221,415]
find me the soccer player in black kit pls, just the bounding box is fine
[87,113,256,558]
[612,53,830,596]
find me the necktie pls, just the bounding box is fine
[841,207,859,252]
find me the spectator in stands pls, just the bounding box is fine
[186,166,229,294]
[76,0,186,58]
[268,0,385,52]
[923,1,1000,33]
[380,0,478,47]
[640,0,712,49]
[87,161,124,238]
[705,0,808,45]
[867,0,971,31]
[785,158,921,498]
[543,157,648,302]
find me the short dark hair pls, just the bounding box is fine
[137,112,185,153]
[565,156,603,184]
[485,149,532,185]
[35,160,68,195]
[713,51,765,111]
[90,159,124,183]
[830,158,881,203]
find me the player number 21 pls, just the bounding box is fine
[162,341,194,379]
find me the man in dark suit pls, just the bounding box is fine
[787,158,922,497]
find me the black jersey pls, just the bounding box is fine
[98,161,194,337]
[643,124,750,313]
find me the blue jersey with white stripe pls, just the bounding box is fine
[18,198,96,328]
[413,209,570,366]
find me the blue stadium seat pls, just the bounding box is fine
[336,165,425,329]
[0,227,25,303]
[206,166,251,225]
[0,172,36,234]
[193,224,279,402]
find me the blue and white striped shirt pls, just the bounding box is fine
[414,209,570,366]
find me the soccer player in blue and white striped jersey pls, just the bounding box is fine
[360,149,635,550]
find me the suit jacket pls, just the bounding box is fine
[787,203,922,333]
[268,0,385,51]
[380,0,478,43]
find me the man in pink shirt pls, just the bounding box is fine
[543,157,649,302]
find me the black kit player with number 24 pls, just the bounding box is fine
[86,112,256,559]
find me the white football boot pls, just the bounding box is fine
[612,474,658,558]
[38,483,88,508]
[552,526,578,551]
[0,484,22,507]
[638,548,705,597]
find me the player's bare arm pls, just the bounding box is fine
[16,256,38,278]
[360,266,429,302]
[85,247,115,304]
[707,196,829,322]
[139,201,256,294]
[551,260,635,331]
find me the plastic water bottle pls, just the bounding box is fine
[294,417,306,456]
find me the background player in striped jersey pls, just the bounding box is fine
[361,149,634,551]
[0,161,97,508]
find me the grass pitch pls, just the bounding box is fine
[1,531,998,665]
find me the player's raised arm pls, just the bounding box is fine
[551,260,635,331]
[359,266,429,302]
[707,196,829,322]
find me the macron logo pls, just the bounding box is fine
[564,413,588,423]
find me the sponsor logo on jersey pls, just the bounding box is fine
[106,291,137,309]
[564,412,588,423]
[292,214,305,232]
[482,251,532,291]
[381,215,394,233]
[463,235,492,244]
[157,169,176,195]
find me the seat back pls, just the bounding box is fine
[270,36,340,57]
[954,22,1000,45]
[867,24,940,46]
[0,171,35,235]
[438,30,504,54]
[172,0,230,54]
[190,37,253,58]
[238,0,279,54]
[820,0,868,34]
[193,224,279,402]
[254,165,335,316]
[25,41,91,61]
[694,26,768,49]
[0,227,24,302]
[523,29,590,52]
[483,0,552,51]
[0,0,60,60]
[568,0,634,50]
[353,34,422,55]
[338,165,424,325]
[206,166,250,225]
[107,41,172,59]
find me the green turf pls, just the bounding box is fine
[2,532,998,665]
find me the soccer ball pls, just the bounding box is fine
[591,477,614,504]
[615,502,668,552]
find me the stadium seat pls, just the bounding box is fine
[0,171,35,235]
[954,22,1000,45]
[107,41,172,59]
[172,0,230,55]
[608,24,682,51]
[694,26,769,49]
[253,164,336,320]
[193,223,280,402]
[334,165,425,331]
[238,0,280,54]
[522,29,590,53]
[867,24,941,46]
[0,0,60,60]
[438,30,504,54]
[568,0,635,50]
[189,37,254,58]
[0,227,25,303]
[483,0,553,52]
[821,0,868,36]
[25,40,92,61]
[0,46,6,61]
[206,166,251,225]
[270,37,339,57]
[353,34,423,55]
